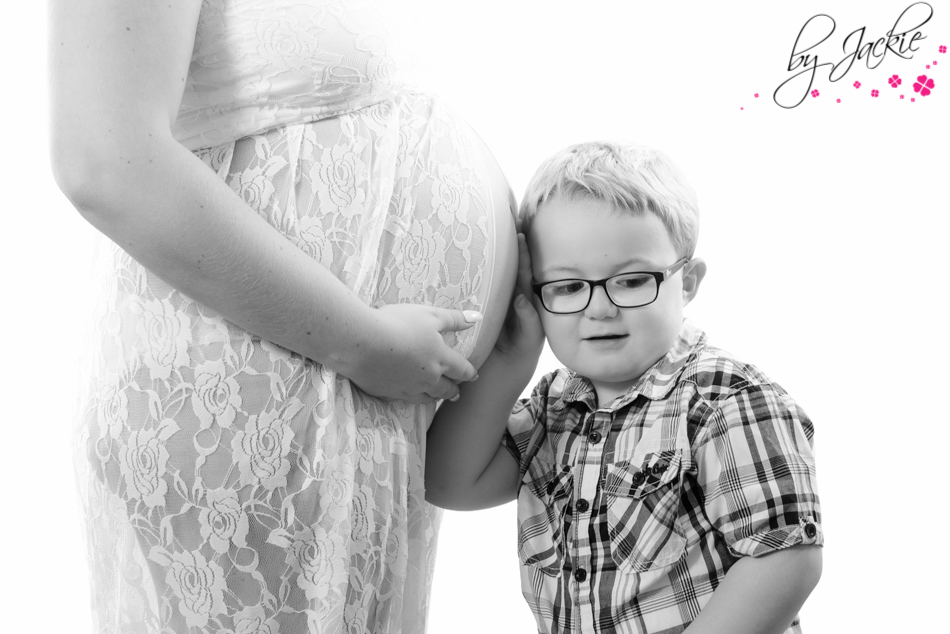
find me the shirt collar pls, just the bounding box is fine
[558,319,708,411]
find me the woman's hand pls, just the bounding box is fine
[340,305,482,404]
[493,234,544,362]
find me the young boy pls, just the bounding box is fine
[426,141,823,634]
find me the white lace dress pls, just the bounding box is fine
[73,2,508,632]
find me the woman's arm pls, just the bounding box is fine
[48,0,479,403]
[683,545,822,634]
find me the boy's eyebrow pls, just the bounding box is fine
[540,258,659,278]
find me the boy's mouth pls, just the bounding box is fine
[585,334,628,341]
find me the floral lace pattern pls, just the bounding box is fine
[74,2,500,632]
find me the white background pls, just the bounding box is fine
[2,1,947,632]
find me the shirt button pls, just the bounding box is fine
[588,431,602,444]
[804,522,817,539]
[574,568,587,582]
[632,471,646,486]
[575,499,589,513]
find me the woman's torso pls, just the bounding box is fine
[74,1,516,631]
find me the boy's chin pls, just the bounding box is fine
[587,357,660,386]
[557,350,652,386]
[586,366,647,389]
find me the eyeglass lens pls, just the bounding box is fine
[540,273,657,313]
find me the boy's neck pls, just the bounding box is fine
[585,345,675,406]
[590,378,640,408]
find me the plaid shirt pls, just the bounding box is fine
[504,320,822,634]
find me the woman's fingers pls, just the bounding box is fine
[438,346,478,384]
[427,376,462,402]
[434,307,483,334]
[431,306,481,383]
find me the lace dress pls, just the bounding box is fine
[73,1,508,632]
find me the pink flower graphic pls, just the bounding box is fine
[940,45,947,53]
[836,98,841,103]
[754,93,759,98]
[912,98,916,102]
[811,89,820,98]
[934,60,939,65]
[927,64,931,69]
[871,89,879,97]
[914,75,935,96]
[900,94,905,99]
[853,81,861,88]
[888,75,902,87]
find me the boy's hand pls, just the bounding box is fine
[494,234,544,360]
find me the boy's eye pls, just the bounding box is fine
[547,280,587,296]
[613,274,650,290]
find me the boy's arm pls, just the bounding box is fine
[683,545,822,634]
[426,235,544,511]
[688,380,823,632]
[425,342,532,510]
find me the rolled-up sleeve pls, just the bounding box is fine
[502,398,533,464]
[693,383,823,557]
[502,374,553,472]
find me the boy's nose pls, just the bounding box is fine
[584,285,618,319]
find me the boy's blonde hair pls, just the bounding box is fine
[519,141,700,258]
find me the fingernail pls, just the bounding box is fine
[473,374,479,381]
[463,310,483,323]
[450,394,460,402]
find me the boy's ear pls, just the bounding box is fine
[682,258,706,306]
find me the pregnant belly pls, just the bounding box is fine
[91,92,517,382]
[463,124,517,370]
[196,92,517,365]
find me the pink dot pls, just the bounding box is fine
[741,107,744,110]
[901,95,905,99]
[754,93,759,98]
[836,98,841,103]
[912,98,916,102]
[927,64,931,69]
[934,61,939,65]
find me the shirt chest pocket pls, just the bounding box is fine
[517,456,573,576]
[602,450,687,573]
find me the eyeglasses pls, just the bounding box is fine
[532,258,689,314]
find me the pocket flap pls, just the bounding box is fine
[603,450,682,499]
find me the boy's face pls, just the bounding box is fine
[528,195,705,403]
